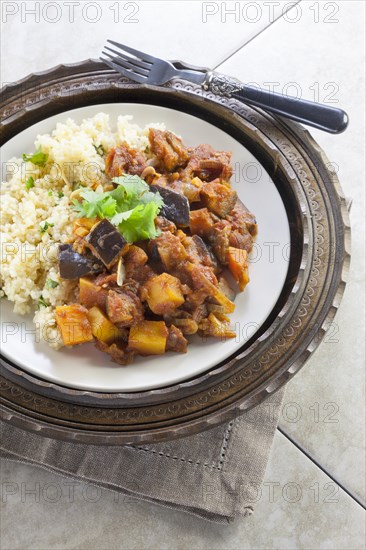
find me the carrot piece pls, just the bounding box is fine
[227,247,250,291]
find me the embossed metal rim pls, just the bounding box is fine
[0,60,350,444]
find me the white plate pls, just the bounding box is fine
[0,103,290,392]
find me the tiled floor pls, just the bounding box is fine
[1,1,365,548]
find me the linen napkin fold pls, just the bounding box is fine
[0,387,285,523]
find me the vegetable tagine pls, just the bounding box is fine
[56,129,258,364]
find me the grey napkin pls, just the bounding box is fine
[0,387,285,523]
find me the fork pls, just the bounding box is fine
[101,40,348,134]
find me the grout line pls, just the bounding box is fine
[277,427,366,510]
[213,0,303,70]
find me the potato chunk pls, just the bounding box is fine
[56,304,93,346]
[128,321,168,355]
[87,306,121,344]
[142,273,185,315]
[227,247,249,291]
[79,277,108,311]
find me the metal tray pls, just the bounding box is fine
[0,60,350,444]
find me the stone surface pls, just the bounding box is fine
[0,0,295,83]
[1,433,365,550]
[220,0,366,505]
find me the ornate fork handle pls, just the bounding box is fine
[203,71,348,134]
[202,72,243,97]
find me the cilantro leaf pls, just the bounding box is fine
[22,147,49,167]
[38,295,49,308]
[110,208,135,226]
[45,279,59,289]
[40,221,54,233]
[113,175,149,199]
[72,189,117,219]
[93,144,105,156]
[71,174,163,243]
[25,177,35,190]
[111,175,163,209]
[139,190,164,207]
[109,185,131,212]
[113,202,161,243]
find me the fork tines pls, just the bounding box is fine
[100,40,154,83]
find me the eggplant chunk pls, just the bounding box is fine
[85,219,128,269]
[150,184,190,227]
[58,244,104,280]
